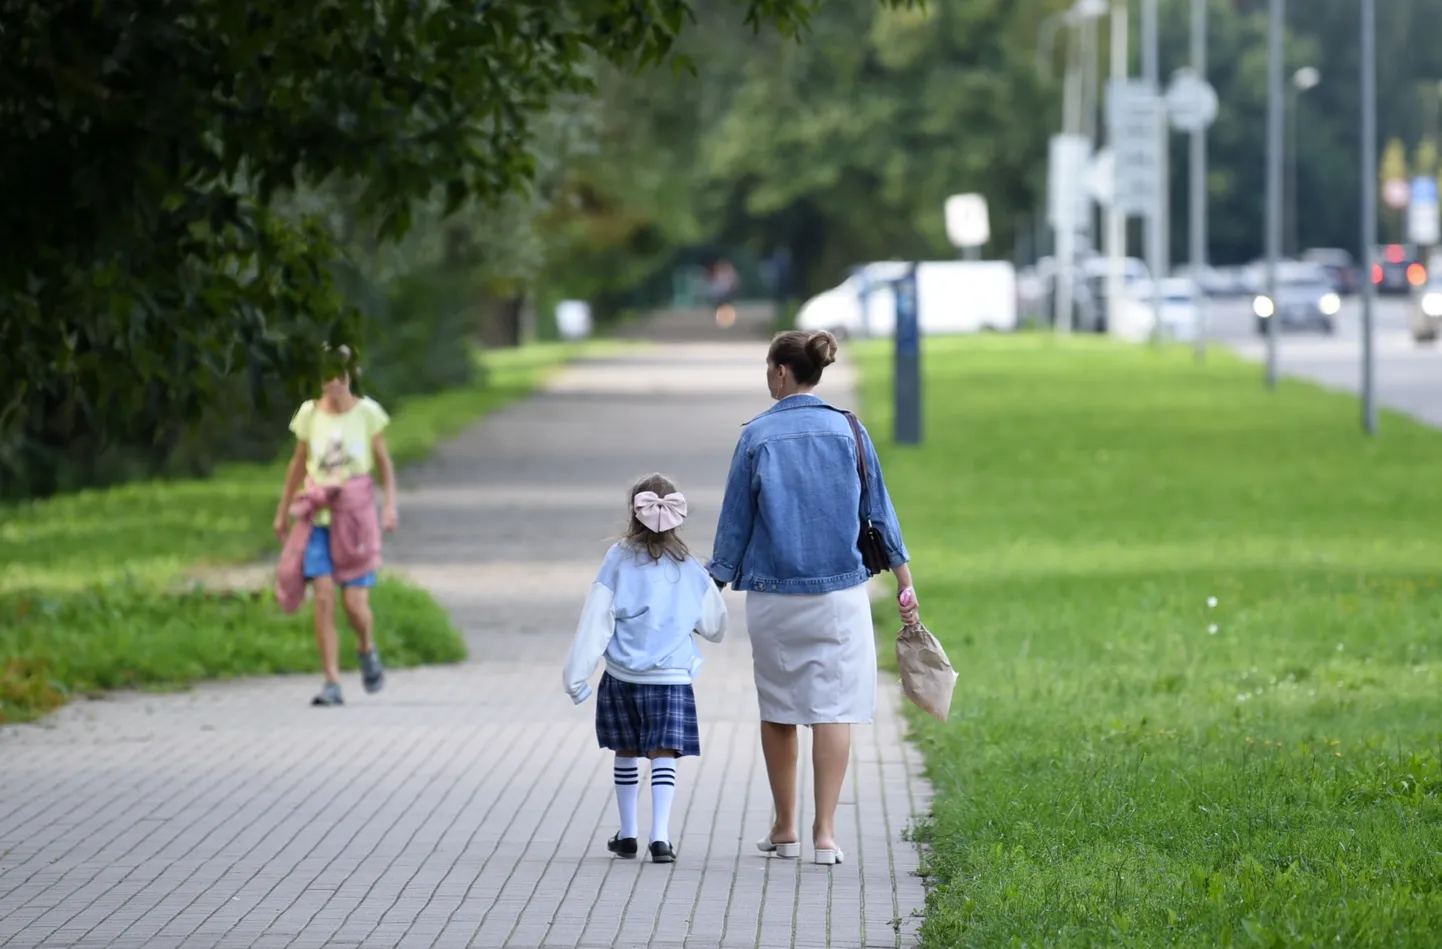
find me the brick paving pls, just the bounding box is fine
[0,341,932,949]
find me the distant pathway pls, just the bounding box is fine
[0,339,931,949]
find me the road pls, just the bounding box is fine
[1199,294,1442,428]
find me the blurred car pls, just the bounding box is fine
[1209,266,1252,298]
[794,261,1018,338]
[1240,262,1266,296]
[1410,251,1442,343]
[1253,262,1340,334]
[1302,248,1358,295]
[1078,256,1153,332]
[1171,264,1228,298]
[1157,277,1201,340]
[1372,243,1424,296]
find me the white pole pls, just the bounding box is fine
[1191,0,1208,362]
[1361,0,1378,433]
[1057,25,1082,335]
[1081,14,1099,277]
[1106,0,1127,336]
[1142,0,1163,342]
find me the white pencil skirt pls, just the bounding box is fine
[745,584,877,726]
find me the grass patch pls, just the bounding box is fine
[0,341,606,722]
[0,580,463,723]
[855,335,1442,947]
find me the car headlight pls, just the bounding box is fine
[1423,292,1442,317]
[1253,295,1274,318]
[1320,293,1341,315]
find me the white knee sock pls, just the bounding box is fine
[650,757,677,845]
[614,757,641,839]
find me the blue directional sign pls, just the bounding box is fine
[1410,177,1440,246]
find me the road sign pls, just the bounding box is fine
[1086,148,1114,205]
[1107,80,1164,218]
[944,194,990,248]
[1047,134,1092,232]
[1383,178,1411,210]
[1408,175,1439,245]
[1165,68,1219,132]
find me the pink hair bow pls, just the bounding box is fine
[633,491,688,533]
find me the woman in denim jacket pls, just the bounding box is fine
[707,330,919,866]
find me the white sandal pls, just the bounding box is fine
[756,835,800,858]
[813,846,845,866]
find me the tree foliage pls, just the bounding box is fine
[547,0,1060,300]
[547,0,1442,311]
[0,0,905,494]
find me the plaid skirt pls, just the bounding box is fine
[594,673,701,758]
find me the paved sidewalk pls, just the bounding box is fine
[0,342,932,949]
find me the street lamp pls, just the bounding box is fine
[1264,0,1283,390]
[1361,0,1377,434]
[1036,0,1106,80]
[1288,67,1321,257]
[1039,0,1110,336]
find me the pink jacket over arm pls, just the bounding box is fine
[275,476,383,614]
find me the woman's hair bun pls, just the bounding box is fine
[805,331,838,369]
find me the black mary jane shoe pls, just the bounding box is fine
[607,833,638,858]
[649,841,676,864]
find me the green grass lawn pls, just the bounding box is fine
[0,341,610,722]
[856,335,1442,948]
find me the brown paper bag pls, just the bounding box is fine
[896,621,958,722]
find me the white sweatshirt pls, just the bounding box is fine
[562,543,728,704]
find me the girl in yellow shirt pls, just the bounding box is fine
[275,354,398,707]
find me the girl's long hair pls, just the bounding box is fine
[622,473,692,564]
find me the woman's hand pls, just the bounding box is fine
[382,503,399,533]
[898,586,920,626]
[273,509,289,542]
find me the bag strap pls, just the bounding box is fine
[839,410,875,525]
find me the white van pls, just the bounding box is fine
[795,261,1018,338]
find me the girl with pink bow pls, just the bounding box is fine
[562,473,728,863]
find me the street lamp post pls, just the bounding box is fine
[1361,0,1377,434]
[1142,0,1164,342]
[1265,0,1284,390]
[1288,67,1321,257]
[1106,0,1128,337]
[1190,0,1208,363]
[1040,0,1109,337]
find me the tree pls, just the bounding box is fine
[0,0,905,493]
[550,0,1062,299]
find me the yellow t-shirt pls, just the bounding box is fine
[289,397,390,525]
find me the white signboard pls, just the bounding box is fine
[1107,80,1164,218]
[1408,176,1439,246]
[944,193,990,248]
[555,300,592,340]
[1165,68,1219,132]
[1087,148,1115,206]
[1047,133,1092,232]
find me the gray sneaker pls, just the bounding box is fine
[359,649,385,694]
[311,681,344,707]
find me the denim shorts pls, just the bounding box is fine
[302,526,377,587]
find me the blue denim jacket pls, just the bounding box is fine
[707,394,909,594]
